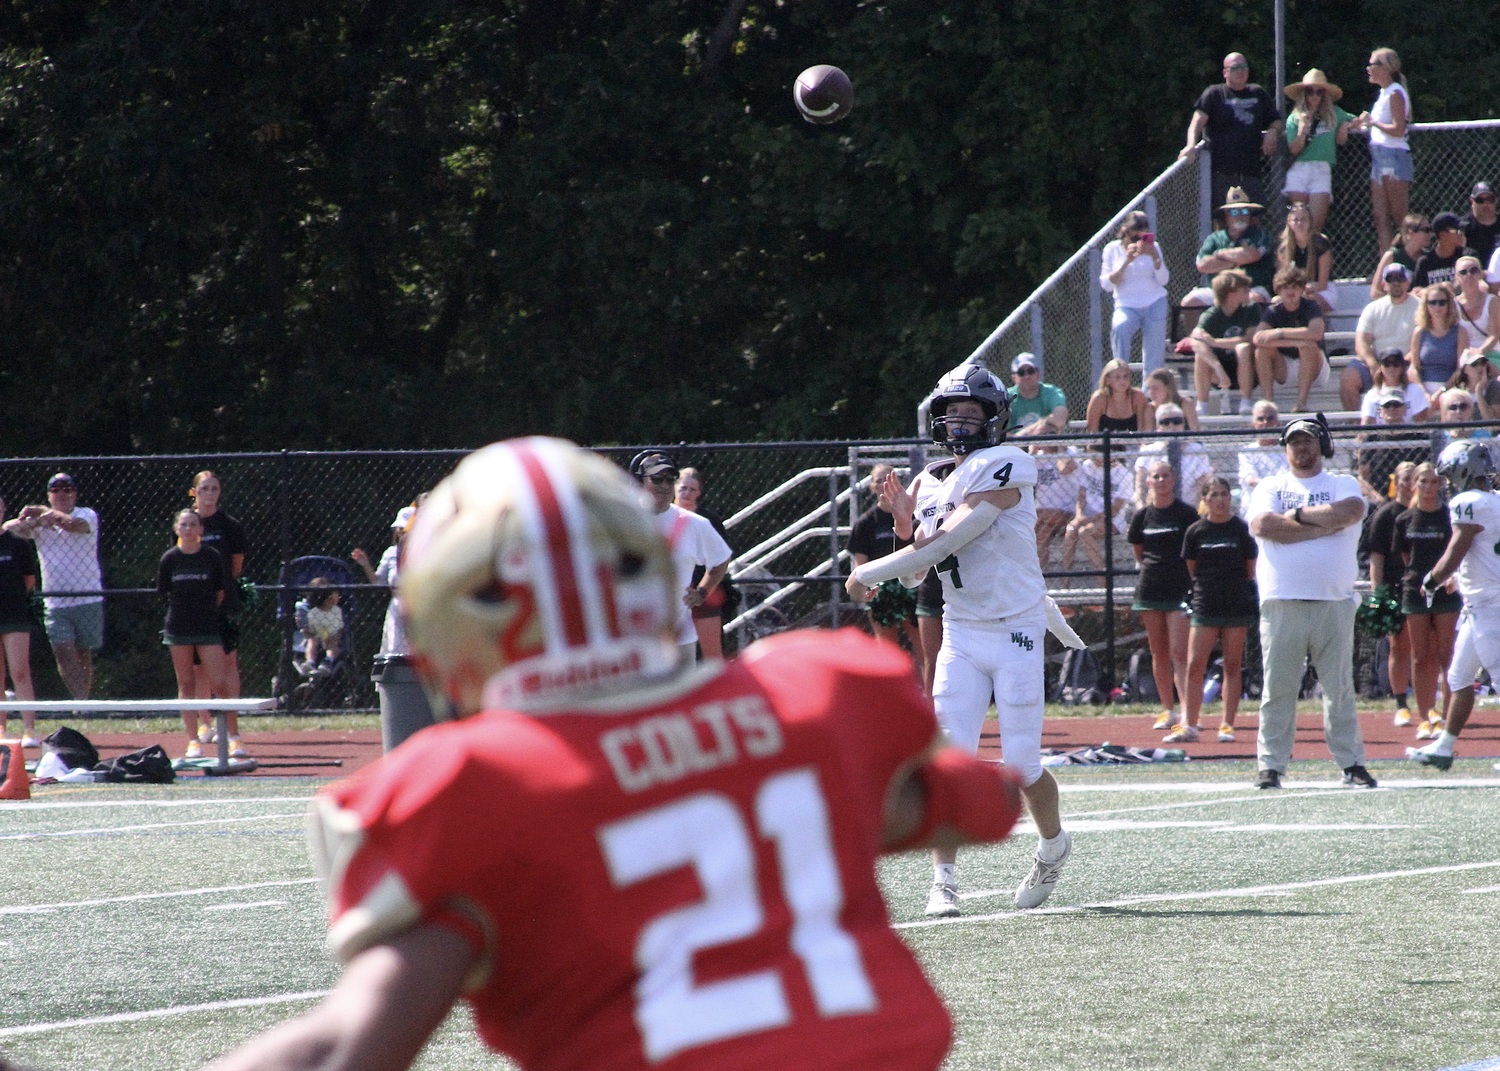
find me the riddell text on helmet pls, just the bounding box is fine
[599,694,784,793]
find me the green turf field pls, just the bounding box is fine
[1,762,1496,1071]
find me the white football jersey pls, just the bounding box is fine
[1450,489,1500,604]
[926,444,1046,624]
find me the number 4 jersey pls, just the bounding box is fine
[1450,489,1500,604]
[312,630,962,1071]
[921,443,1045,624]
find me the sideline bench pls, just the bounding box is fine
[0,698,277,776]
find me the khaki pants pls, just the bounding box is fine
[1257,598,1365,773]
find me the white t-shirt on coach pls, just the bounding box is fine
[1449,489,1500,606]
[33,505,103,608]
[656,504,732,645]
[1247,469,1364,602]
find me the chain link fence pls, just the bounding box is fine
[956,121,1500,432]
[0,420,1483,710]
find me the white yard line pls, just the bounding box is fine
[0,812,305,841]
[0,878,317,916]
[0,991,331,1038]
[201,900,290,912]
[0,796,314,811]
[897,859,1500,930]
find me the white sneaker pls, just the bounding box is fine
[924,881,960,918]
[1238,398,1255,416]
[1016,831,1072,909]
[1195,401,1208,417]
[1405,741,1453,771]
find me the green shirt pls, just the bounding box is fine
[1286,106,1355,166]
[1196,303,1263,348]
[1198,227,1274,292]
[1007,382,1067,429]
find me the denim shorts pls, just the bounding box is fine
[44,601,104,650]
[1369,145,1413,183]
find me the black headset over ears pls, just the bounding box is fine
[1280,412,1335,459]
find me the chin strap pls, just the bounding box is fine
[852,500,1002,587]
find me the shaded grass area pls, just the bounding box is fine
[2,771,1497,1071]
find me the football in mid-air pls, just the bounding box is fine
[793,65,854,125]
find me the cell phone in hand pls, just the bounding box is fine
[1140,232,1155,243]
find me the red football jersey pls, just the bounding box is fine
[314,629,954,1071]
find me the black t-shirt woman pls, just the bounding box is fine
[0,496,39,744]
[1393,463,1461,728]
[190,469,251,752]
[1128,461,1199,736]
[157,509,229,761]
[1181,477,1258,742]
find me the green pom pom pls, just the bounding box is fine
[1355,585,1404,637]
[867,578,916,627]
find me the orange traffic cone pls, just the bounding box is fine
[0,740,29,800]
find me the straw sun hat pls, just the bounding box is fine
[1284,68,1342,103]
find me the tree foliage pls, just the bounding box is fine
[0,0,1494,453]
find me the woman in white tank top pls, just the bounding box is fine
[1455,255,1500,352]
[1356,47,1412,254]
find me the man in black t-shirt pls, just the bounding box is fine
[1413,212,1473,288]
[1252,267,1326,412]
[1179,52,1283,209]
[1460,181,1500,267]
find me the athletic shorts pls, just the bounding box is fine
[1448,606,1500,692]
[1284,161,1333,196]
[1349,360,1374,393]
[44,601,104,650]
[163,632,222,647]
[1282,350,1332,388]
[916,571,944,618]
[0,618,31,635]
[1370,145,1413,183]
[932,608,1047,785]
[1133,599,1187,613]
[1191,613,1257,629]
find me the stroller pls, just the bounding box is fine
[274,555,362,710]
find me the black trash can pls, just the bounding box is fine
[371,654,437,752]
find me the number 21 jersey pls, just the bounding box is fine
[312,630,954,1071]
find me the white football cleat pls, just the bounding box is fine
[1016,831,1072,909]
[924,881,960,918]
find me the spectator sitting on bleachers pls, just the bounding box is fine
[1277,201,1336,312]
[1413,212,1473,289]
[1430,387,1491,453]
[1022,420,1081,570]
[1133,404,1214,510]
[1237,400,1288,514]
[1370,214,1432,300]
[1454,255,1499,353]
[1360,349,1430,424]
[1356,387,1430,502]
[1189,269,1260,417]
[1448,349,1500,421]
[1062,445,1131,579]
[1183,188,1274,309]
[1343,263,1419,410]
[1144,367,1200,431]
[1006,352,1069,432]
[1085,358,1154,433]
[1253,266,1327,413]
[1461,181,1500,268]
[1409,282,1463,402]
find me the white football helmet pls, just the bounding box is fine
[399,437,679,716]
[1437,439,1499,494]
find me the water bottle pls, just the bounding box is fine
[1202,675,1221,703]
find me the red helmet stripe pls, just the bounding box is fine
[515,446,589,648]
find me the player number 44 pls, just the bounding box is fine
[598,768,877,1063]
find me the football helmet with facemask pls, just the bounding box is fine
[1437,439,1499,494]
[930,364,1011,454]
[399,437,679,717]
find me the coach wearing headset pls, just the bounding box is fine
[630,450,731,664]
[1245,414,1375,790]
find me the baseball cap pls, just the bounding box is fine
[1432,211,1463,234]
[391,505,415,530]
[47,473,76,490]
[1379,349,1408,366]
[1011,352,1039,374]
[1377,387,1407,407]
[1473,181,1495,199]
[633,451,679,479]
[1382,263,1410,282]
[1463,348,1490,365]
[1283,416,1323,441]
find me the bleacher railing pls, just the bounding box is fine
[940,120,1500,434]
